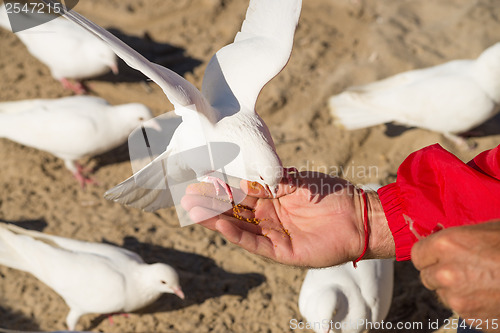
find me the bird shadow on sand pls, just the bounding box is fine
[89,28,202,85]
[464,112,500,137]
[372,261,452,333]
[91,141,131,172]
[0,305,42,332]
[86,236,266,330]
[384,123,415,137]
[1,219,48,231]
[384,113,500,139]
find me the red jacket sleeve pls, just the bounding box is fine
[378,144,500,261]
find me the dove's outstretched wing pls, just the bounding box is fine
[72,0,301,213]
[202,0,302,113]
[42,0,218,123]
[104,149,176,212]
[104,112,203,212]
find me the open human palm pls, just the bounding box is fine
[182,172,367,267]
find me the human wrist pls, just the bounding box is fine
[363,191,395,259]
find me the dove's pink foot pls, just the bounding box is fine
[107,312,129,325]
[206,176,233,202]
[73,163,98,189]
[60,78,87,95]
[73,171,97,189]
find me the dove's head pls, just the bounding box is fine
[238,114,284,197]
[475,42,500,102]
[113,103,161,132]
[87,39,119,76]
[146,263,185,299]
[251,148,283,198]
[299,287,340,333]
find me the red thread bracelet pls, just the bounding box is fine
[353,188,369,268]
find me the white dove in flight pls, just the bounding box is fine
[0,3,117,94]
[0,222,184,331]
[329,42,500,148]
[51,0,302,212]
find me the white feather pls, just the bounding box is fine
[44,0,302,212]
[329,43,500,135]
[0,96,154,175]
[0,222,183,330]
[299,259,394,333]
[0,3,116,81]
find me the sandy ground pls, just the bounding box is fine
[0,0,499,332]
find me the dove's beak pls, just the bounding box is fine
[271,185,279,198]
[265,184,279,198]
[173,286,185,299]
[143,118,162,132]
[110,64,119,75]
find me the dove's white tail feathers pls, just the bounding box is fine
[0,223,44,272]
[328,92,394,130]
[0,100,46,114]
[0,226,24,271]
[0,222,144,264]
[0,100,39,138]
[0,100,42,137]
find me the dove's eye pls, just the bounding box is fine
[138,117,145,121]
[161,280,167,285]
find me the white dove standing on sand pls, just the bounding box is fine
[299,259,394,333]
[0,222,184,331]
[47,0,302,212]
[0,3,117,94]
[329,42,500,148]
[0,96,156,187]
[299,184,394,333]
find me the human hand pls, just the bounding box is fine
[181,172,394,268]
[412,221,500,333]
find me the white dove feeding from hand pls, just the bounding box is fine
[0,222,184,331]
[0,2,117,94]
[51,0,302,217]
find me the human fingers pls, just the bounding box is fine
[215,219,278,259]
[411,232,443,270]
[197,212,264,233]
[418,263,459,291]
[185,182,259,207]
[181,193,233,216]
[185,182,219,197]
